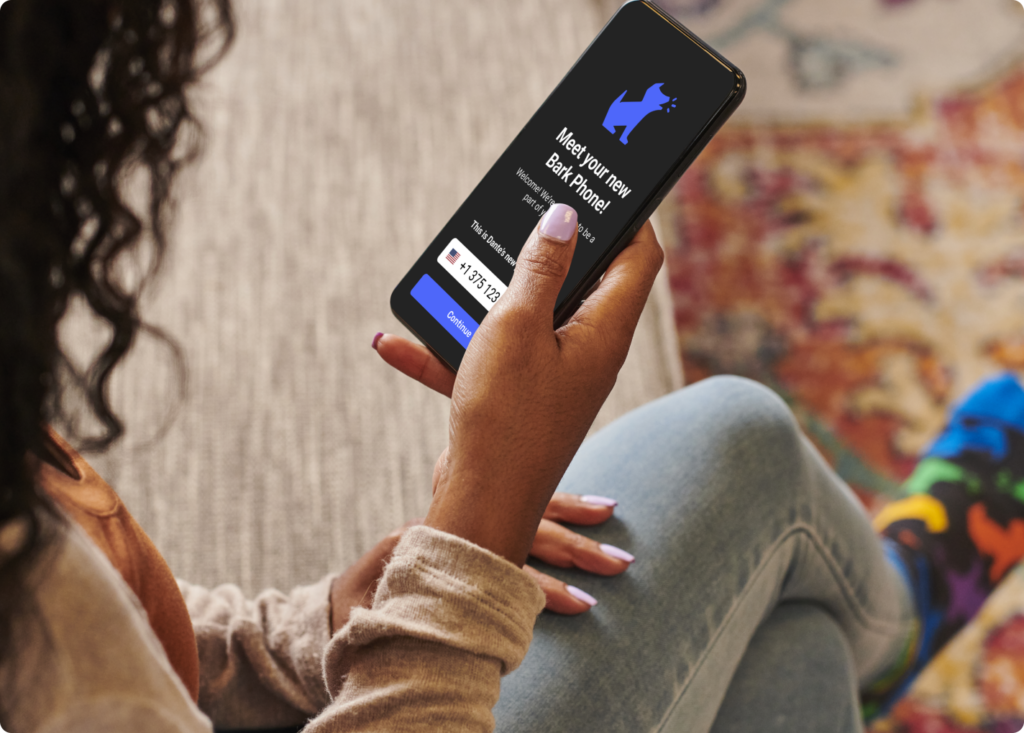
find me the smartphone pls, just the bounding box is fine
[391,0,745,371]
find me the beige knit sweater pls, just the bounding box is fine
[0,515,546,732]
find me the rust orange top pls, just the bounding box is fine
[33,428,200,703]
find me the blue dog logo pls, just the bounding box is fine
[602,83,677,144]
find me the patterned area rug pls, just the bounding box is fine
[659,0,1024,502]
[877,567,1024,732]
[655,0,1024,728]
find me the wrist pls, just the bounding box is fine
[425,477,543,567]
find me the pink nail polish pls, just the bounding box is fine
[600,544,635,563]
[372,332,383,350]
[581,495,618,507]
[567,585,598,607]
[539,203,578,242]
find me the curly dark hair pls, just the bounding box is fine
[0,0,233,673]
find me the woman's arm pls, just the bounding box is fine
[179,575,335,729]
[182,501,631,731]
[308,206,663,731]
[183,209,661,732]
[426,207,664,568]
[307,526,545,732]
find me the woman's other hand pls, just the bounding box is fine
[528,492,632,614]
[329,518,422,634]
[376,206,662,568]
[329,492,630,627]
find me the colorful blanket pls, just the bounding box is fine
[873,565,1024,732]
[869,374,1024,729]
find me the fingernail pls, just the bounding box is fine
[539,203,578,242]
[581,495,618,507]
[372,332,384,350]
[567,585,598,607]
[600,544,635,563]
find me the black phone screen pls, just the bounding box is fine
[391,1,743,370]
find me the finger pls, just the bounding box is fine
[374,333,456,397]
[502,203,579,318]
[529,518,634,575]
[560,221,664,358]
[358,520,424,598]
[336,528,407,608]
[523,565,597,615]
[542,492,618,526]
[330,522,421,632]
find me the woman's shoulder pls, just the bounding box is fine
[32,429,202,700]
[0,515,209,733]
[36,428,120,517]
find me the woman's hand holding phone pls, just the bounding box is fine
[374,204,663,607]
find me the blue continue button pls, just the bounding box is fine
[410,274,479,349]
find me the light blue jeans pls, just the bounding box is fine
[494,376,915,733]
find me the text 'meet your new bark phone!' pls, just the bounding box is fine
[391,0,745,371]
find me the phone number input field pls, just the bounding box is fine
[436,238,507,312]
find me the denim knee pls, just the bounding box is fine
[680,375,800,451]
[667,376,808,506]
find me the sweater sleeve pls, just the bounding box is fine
[306,525,547,733]
[177,573,335,729]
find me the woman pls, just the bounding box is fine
[1,0,1016,731]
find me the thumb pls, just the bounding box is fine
[504,203,579,315]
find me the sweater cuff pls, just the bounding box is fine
[322,525,546,696]
[282,572,336,704]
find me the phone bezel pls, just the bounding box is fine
[390,0,745,372]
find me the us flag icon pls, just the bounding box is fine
[445,248,460,264]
